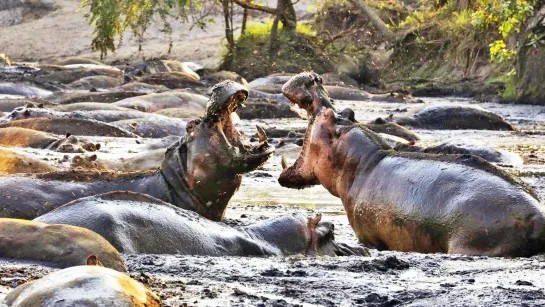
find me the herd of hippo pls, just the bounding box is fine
[0,57,542,306]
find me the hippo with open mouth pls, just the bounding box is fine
[0,81,274,220]
[277,72,545,257]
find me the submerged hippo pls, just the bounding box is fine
[50,102,132,112]
[384,104,516,130]
[111,117,186,138]
[395,141,524,166]
[44,91,145,105]
[0,81,274,220]
[69,75,124,90]
[0,98,52,112]
[278,72,545,257]
[36,191,364,256]
[113,91,208,112]
[4,257,159,307]
[0,149,59,175]
[139,71,204,89]
[0,219,125,271]
[0,118,137,137]
[0,127,100,153]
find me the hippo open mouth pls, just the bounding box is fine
[211,83,275,166]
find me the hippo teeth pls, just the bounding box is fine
[256,125,268,142]
[281,154,288,169]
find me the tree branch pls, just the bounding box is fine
[232,0,276,14]
[348,0,398,44]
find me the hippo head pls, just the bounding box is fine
[50,134,101,154]
[281,72,335,117]
[8,107,32,120]
[161,80,275,221]
[246,212,368,256]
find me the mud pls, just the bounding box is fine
[0,95,544,305]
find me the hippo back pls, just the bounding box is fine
[34,191,274,256]
[412,104,515,130]
[4,266,160,307]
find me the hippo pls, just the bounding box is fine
[201,71,248,86]
[4,257,160,307]
[0,127,100,153]
[0,81,274,220]
[71,149,165,171]
[155,107,204,119]
[248,90,291,104]
[384,104,516,130]
[111,117,187,138]
[0,118,137,137]
[0,83,52,98]
[6,106,185,128]
[139,72,204,89]
[395,141,524,166]
[34,64,121,85]
[50,102,132,112]
[278,72,545,257]
[0,219,125,271]
[112,82,170,94]
[0,149,59,175]
[250,83,421,103]
[0,98,52,112]
[113,91,208,112]
[247,75,293,88]
[69,75,124,90]
[35,191,365,256]
[44,91,146,105]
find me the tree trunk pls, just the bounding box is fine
[280,0,296,31]
[241,7,248,35]
[348,0,397,44]
[222,0,235,50]
[269,0,284,62]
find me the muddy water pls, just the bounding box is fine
[1,97,545,306]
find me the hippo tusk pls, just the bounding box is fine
[281,154,287,169]
[256,125,267,142]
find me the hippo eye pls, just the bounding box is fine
[316,77,323,84]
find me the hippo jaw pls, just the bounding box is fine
[281,72,335,117]
[161,81,275,221]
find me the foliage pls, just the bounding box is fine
[80,0,214,58]
[472,0,536,62]
[221,21,329,80]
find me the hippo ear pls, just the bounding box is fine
[308,213,322,227]
[23,110,30,117]
[388,114,394,119]
[89,154,98,162]
[95,143,101,150]
[73,155,82,162]
[86,255,104,267]
[374,117,387,125]
[38,103,44,108]
[66,133,72,138]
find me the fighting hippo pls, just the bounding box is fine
[0,149,58,175]
[113,91,208,112]
[0,81,273,220]
[4,257,160,307]
[71,149,165,171]
[384,104,516,130]
[0,219,125,271]
[0,127,100,152]
[0,83,52,98]
[395,141,524,166]
[0,118,137,137]
[278,72,545,257]
[35,191,365,256]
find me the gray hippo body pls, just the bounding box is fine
[68,75,124,90]
[0,81,274,220]
[0,83,52,98]
[0,118,137,137]
[388,104,516,130]
[111,117,187,138]
[0,98,52,112]
[35,191,362,256]
[113,91,208,112]
[278,72,545,257]
[5,265,160,307]
[71,149,166,171]
[49,102,131,112]
[44,91,145,105]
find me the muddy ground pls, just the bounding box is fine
[0,97,544,306]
